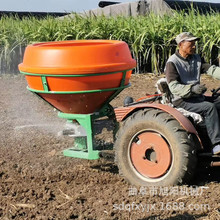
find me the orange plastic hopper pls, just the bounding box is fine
[19,40,136,114]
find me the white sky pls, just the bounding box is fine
[0,0,134,13]
[0,0,219,13]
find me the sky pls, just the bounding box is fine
[0,0,135,13]
[0,0,219,13]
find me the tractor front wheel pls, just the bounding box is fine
[114,108,197,186]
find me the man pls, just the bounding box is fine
[165,32,220,155]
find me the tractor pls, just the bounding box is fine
[19,39,220,186]
[114,82,220,186]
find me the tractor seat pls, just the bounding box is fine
[155,78,203,124]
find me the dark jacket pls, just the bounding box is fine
[165,51,220,105]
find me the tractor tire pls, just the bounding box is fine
[114,108,198,186]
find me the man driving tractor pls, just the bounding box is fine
[165,32,220,155]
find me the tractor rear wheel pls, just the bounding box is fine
[114,108,197,186]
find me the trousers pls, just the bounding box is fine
[177,96,220,146]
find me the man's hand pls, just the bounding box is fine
[191,84,207,94]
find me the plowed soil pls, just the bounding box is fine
[0,74,219,220]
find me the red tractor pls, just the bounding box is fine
[113,82,220,186]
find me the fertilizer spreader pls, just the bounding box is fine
[19,40,220,186]
[19,40,136,160]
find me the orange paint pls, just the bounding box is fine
[19,40,136,74]
[19,40,136,114]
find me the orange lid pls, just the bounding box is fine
[19,40,136,74]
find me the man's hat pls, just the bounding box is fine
[175,32,199,44]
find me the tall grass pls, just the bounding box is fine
[0,9,219,74]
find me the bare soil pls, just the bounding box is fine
[0,74,220,220]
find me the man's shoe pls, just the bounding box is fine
[212,144,220,155]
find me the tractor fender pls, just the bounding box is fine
[114,103,203,148]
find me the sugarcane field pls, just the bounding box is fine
[0,1,220,220]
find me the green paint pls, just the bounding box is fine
[58,104,119,160]
[26,83,130,94]
[20,69,133,77]
[41,76,49,92]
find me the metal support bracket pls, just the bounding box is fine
[58,112,100,160]
[58,104,118,160]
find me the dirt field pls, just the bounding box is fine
[0,73,220,220]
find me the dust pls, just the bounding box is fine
[0,75,66,136]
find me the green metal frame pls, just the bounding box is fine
[59,112,99,159]
[58,103,116,160]
[20,69,132,94]
[20,69,133,159]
